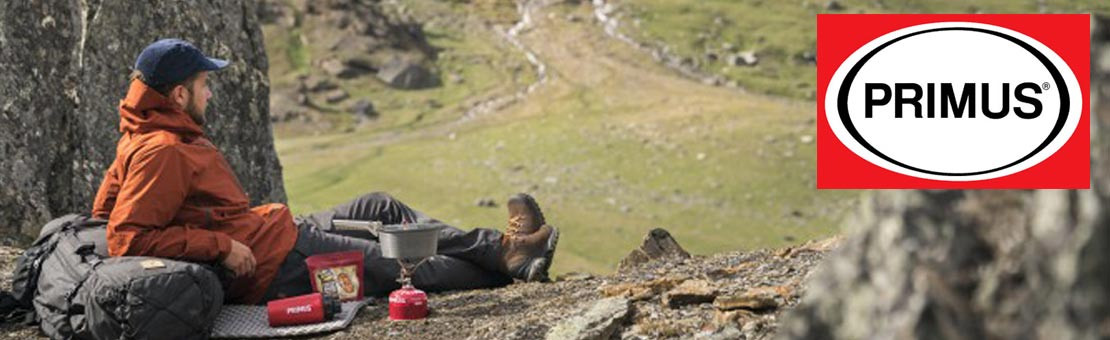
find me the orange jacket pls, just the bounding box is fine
[92,79,297,304]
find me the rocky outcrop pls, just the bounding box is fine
[0,0,285,238]
[260,0,439,128]
[260,0,434,58]
[617,228,690,272]
[781,16,1110,339]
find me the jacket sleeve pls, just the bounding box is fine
[91,165,119,220]
[106,143,232,262]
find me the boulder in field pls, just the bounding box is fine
[376,58,440,89]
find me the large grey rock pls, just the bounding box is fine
[284,0,435,59]
[0,0,285,237]
[321,57,367,79]
[348,99,376,118]
[323,89,349,104]
[618,228,691,272]
[728,51,759,67]
[546,297,630,340]
[376,58,440,89]
[781,15,1110,340]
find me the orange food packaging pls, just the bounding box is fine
[305,251,365,301]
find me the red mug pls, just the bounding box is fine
[267,293,341,327]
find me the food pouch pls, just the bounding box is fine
[305,250,365,301]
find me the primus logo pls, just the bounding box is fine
[862,82,1046,119]
[818,15,1089,188]
[286,305,312,314]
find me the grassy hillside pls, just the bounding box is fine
[272,1,858,274]
[612,0,1110,99]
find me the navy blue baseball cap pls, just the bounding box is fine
[134,38,228,88]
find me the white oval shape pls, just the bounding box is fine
[824,22,1082,181]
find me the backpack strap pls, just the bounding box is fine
[0,291,20,322]
[0,291,35,325]
[61,242,105,322]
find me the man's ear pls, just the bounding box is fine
[170,85,189,107]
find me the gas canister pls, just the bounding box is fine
[388,284,428,320]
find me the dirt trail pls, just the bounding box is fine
[590,0,724,85]
[458,0,549,121]
[281,0,791,161]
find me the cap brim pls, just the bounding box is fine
[203,57,229,71]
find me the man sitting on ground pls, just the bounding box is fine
[91,38,559,304]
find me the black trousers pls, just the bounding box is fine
[259,192,511,303]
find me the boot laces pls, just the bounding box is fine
[507,215,525,236]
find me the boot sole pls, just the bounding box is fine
[527,226,559,282]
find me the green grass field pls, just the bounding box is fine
[614,0,1109,99]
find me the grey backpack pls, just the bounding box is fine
[26,214,110,337]
[10,214,226,339]
[80,256,224,339]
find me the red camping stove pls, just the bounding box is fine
[377,221,441,321]
[335,220,441,321]
[388,283,428,320]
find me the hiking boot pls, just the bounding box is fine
[501,193,559,282]
[506,193,546,234]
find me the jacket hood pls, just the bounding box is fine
[118,79,204,136]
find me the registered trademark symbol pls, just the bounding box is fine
[1042,82,1051,90]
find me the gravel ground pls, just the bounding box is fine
[0,237,836,339]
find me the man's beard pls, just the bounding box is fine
[184,100,206,126]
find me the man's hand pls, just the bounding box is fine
[221,239,256,277]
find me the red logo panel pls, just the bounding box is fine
[817,14,1089,189]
